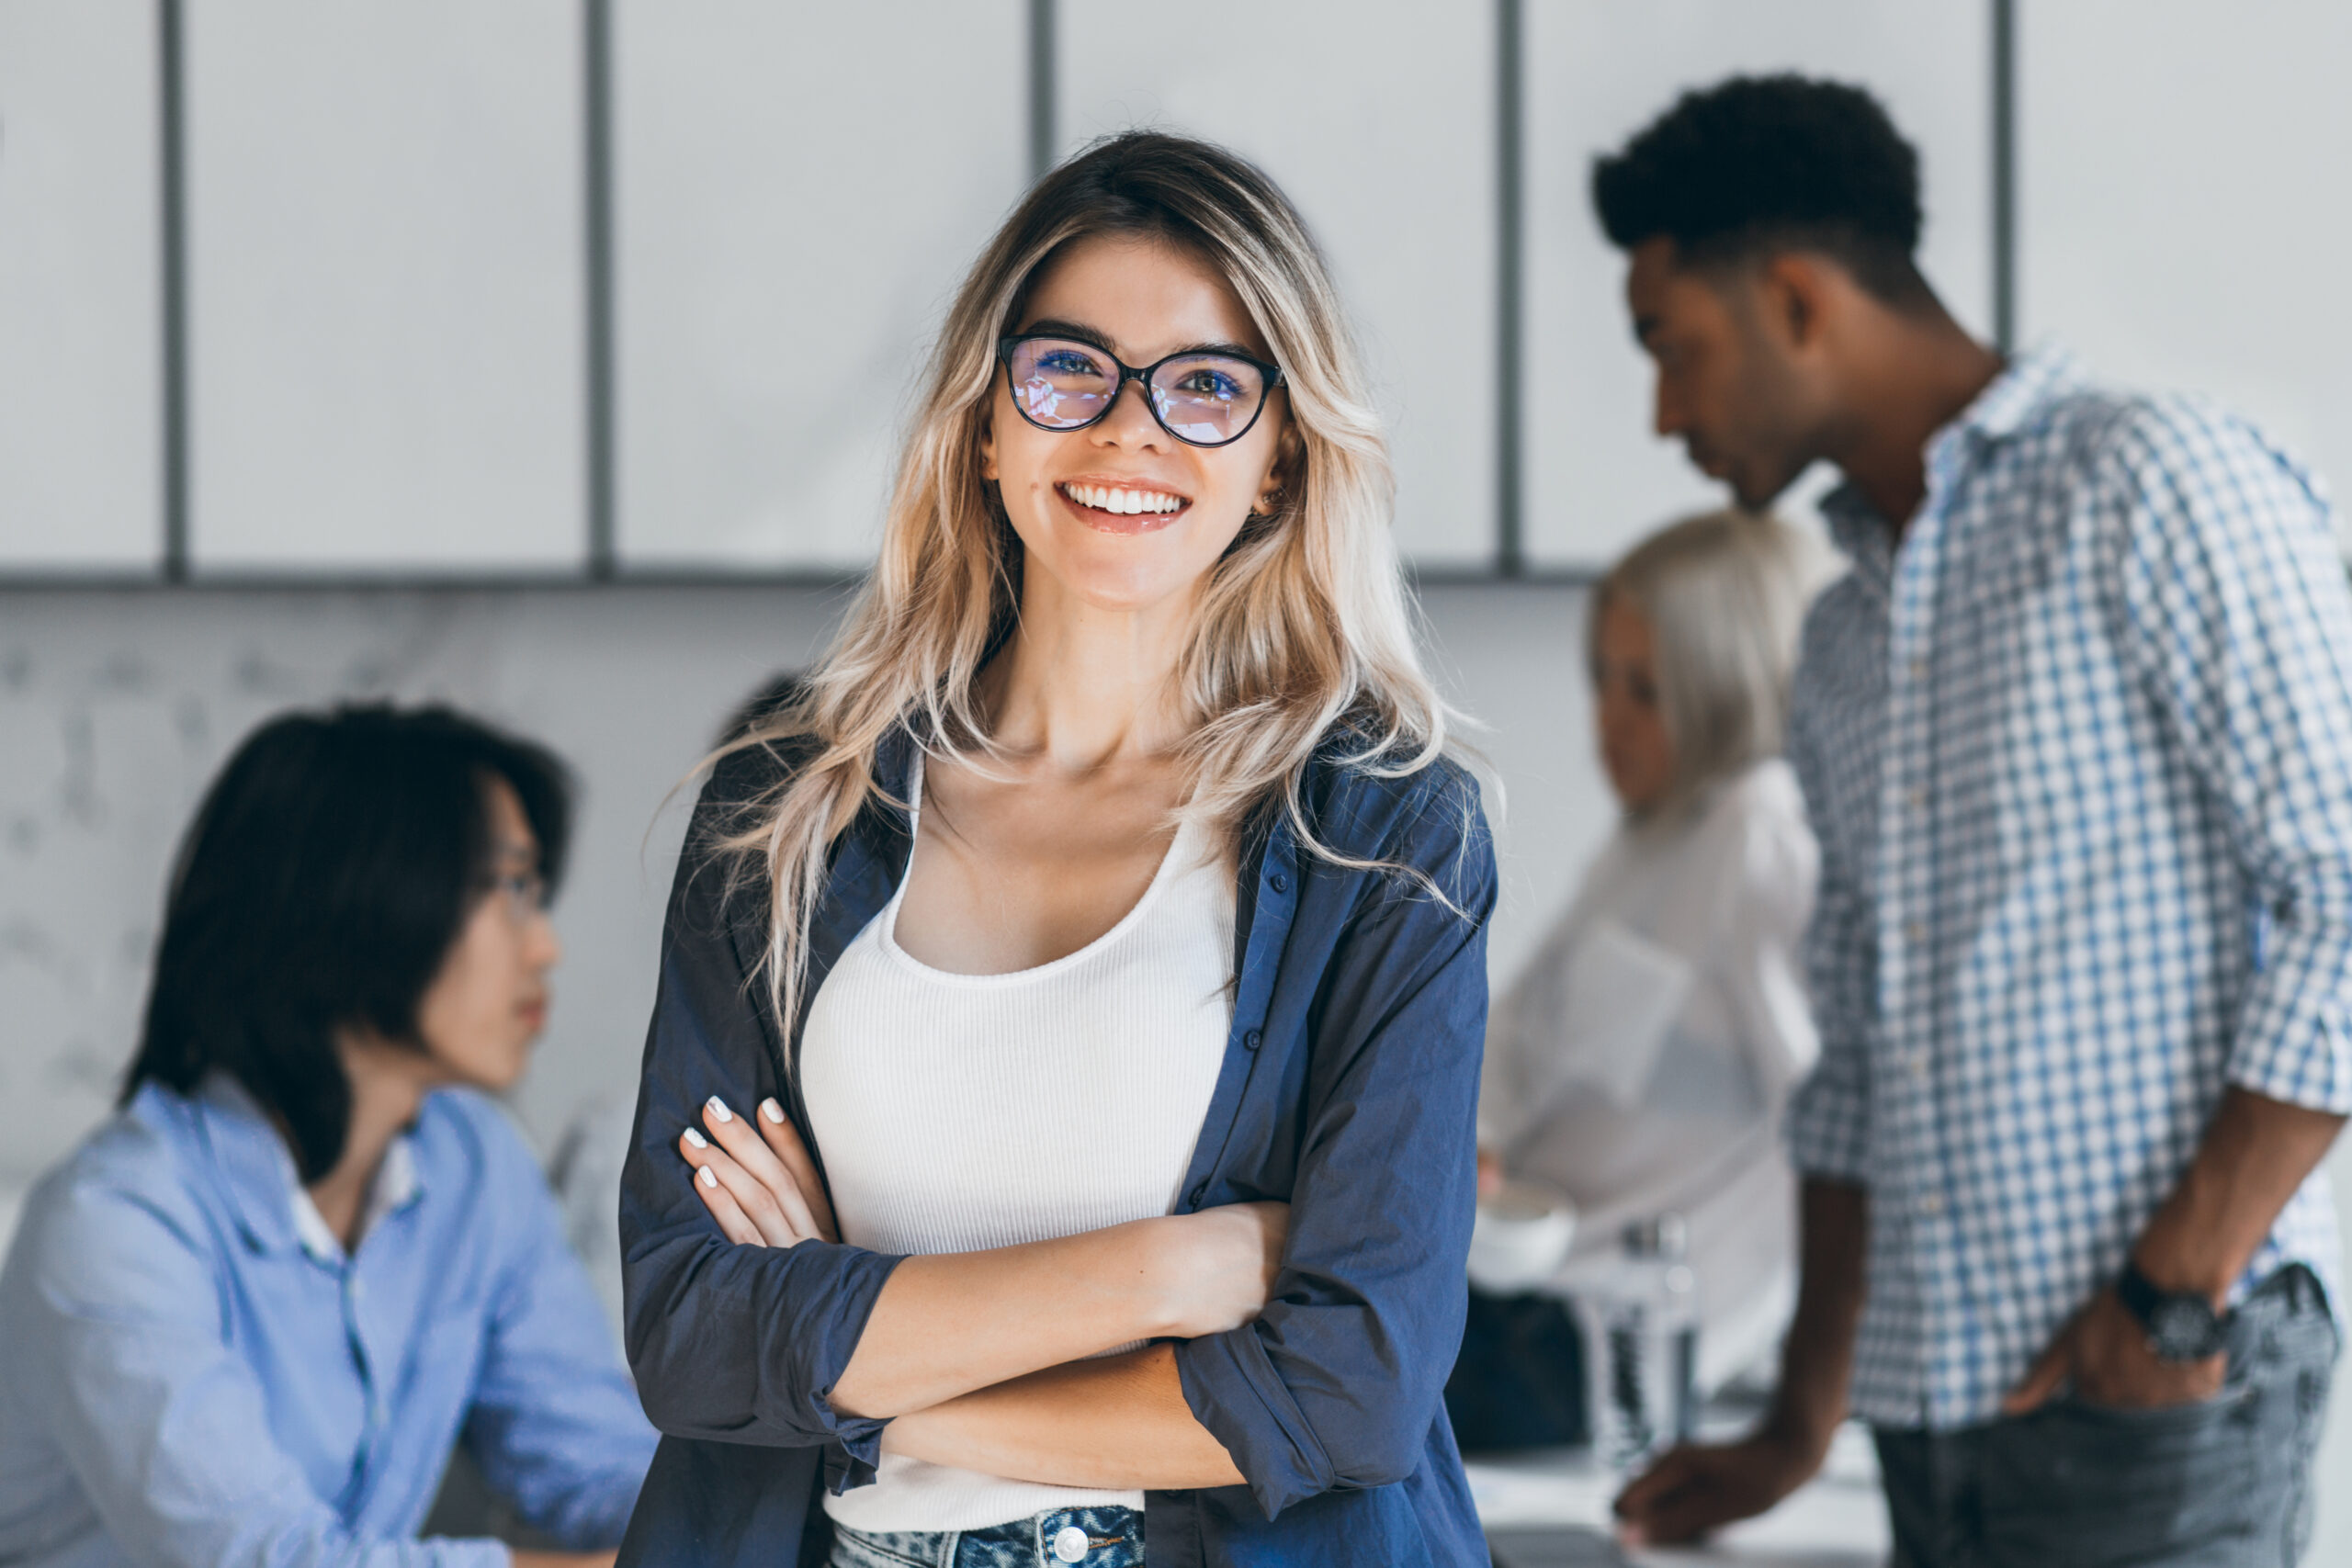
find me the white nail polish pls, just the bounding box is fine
[761,1099,786,1124]
[684,1127,708,1148]
[706,1096,733,1122]
[697,1165,718,1189]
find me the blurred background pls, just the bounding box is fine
[5,0,2351,1551]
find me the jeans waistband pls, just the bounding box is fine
[831,1505,1143,1568]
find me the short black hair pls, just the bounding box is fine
[1592,73,1928,304]
[121,704,572,1181]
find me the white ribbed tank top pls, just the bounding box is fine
[802,756,1235,1533]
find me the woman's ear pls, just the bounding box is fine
[1260,418,1304,514]
[978,412,999,482]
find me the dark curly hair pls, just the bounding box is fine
[1591,73,1929,306]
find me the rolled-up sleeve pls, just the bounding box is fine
[620,758,904,1491]
[2104,400,2352,1113]
[1174,770,1497,1520]
[1782,683,1876,1184]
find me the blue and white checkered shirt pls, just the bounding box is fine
[1783,344,2352,1431]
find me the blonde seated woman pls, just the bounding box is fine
[1455,511,1825,1448]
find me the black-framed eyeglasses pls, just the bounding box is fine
[481,866,548,925]
[997,333,1285,448]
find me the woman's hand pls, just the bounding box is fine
[1155,1201,1289,1338]
[678,1094,840,1247]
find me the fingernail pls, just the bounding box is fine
[761,1099,786,1124]
[706,1096,733,1122]
[684,1127,708,1148]
[697,1165,718,1189]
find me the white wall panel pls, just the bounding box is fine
[184,1,586,572]
[613,2,1027,570]
[1061,2,1498,569]
[2021,0,2352,547]
[0,1,162,572]
[1525,1,1994,570]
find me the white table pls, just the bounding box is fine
[1470,1423,1890,1567]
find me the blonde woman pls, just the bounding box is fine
[616,134,1494,1568]
[1459,512,1823,1446]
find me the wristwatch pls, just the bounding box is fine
[2114,1259,2231,1361]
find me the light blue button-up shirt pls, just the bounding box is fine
[0,1074,658,1567]
[1783,344,2352,1430]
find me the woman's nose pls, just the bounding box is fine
[1091,377,1168,447]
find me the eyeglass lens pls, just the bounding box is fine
[1005,337,1269,446]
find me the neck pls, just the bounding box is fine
[1822,309,2006,534]
[984,570,1198,772]
[304,1032,435,1251]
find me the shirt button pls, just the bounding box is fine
[1904,922,1927,945]
[1909,658,1928,681]
[1268,872,1289,895]
[1188,1183,1208,1208]
[1054,1524,1090,1562]
[1905,787,1928,811]
[1908,1054,1929,1079]
[1918,1192,1945,1217]
[1243,1028,1262,1051]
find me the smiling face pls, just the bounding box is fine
[981,232,1289,615]
[410,776,560,1093]
[1626,237,1829,511]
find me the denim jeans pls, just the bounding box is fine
[1873,1266,2337,1568]
[829,1506,1143,1568]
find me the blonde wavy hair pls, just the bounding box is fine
[1589,507,1817,819]
[717,131,1455,1028]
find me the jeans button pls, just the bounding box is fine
[1053,1523,1090,1562]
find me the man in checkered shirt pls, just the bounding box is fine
[1592,77,2348,1566]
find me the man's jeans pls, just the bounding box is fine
[1874,1267,2337,1567]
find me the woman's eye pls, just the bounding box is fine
[1037,349,1106,378]
[1173,367,1243,400]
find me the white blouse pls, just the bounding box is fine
[800,757,1235,1533]
[1481,759,1820,1392]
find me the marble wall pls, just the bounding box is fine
[0,580,1611,1197]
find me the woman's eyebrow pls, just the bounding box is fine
[1170,340,1263,360]
[1023,319,1267,364]
[1023,318,1116,353]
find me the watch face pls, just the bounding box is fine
[2149,1298,2223,1359]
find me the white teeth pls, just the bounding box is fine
[1064,483,1184,515]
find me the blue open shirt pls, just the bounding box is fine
[0,1076,659,1568]
[616,728,1496,1566]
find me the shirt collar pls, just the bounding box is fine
[1819,339,2088,561]
[195,1072,424,1262]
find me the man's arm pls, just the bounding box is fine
[1613,1178,1866,1546]
[2005,403,2352,1411]
[2006,1089,2345,1412]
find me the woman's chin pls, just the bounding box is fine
[1029,537,1218,616]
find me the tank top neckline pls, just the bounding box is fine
[875,752,1208,988]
